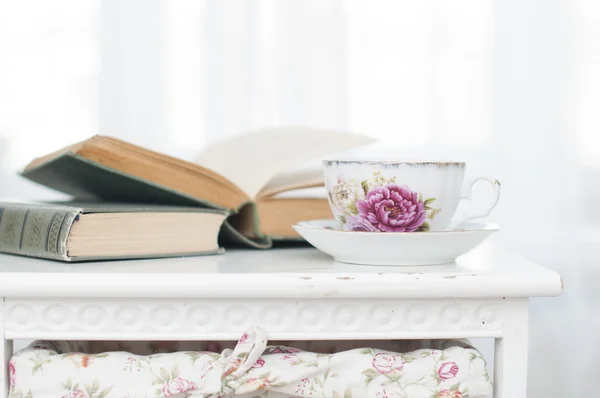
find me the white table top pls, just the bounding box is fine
[0,243,561,299]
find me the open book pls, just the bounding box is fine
[21,127,374,248]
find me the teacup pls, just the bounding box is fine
[323,160,500,232]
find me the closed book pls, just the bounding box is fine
[0,202,227,261]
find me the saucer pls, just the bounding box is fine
[293,219,499,266]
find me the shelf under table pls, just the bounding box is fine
[0,243,562,398]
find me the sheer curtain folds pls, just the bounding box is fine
[0,2,599,396]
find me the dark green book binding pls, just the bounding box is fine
[0,202,228,261]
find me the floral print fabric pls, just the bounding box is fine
[9,327,492,398]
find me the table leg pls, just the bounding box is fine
[0,298,12,398]
[0,339,12,398]
[493,298,529,398]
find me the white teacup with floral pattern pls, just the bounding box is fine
[324,160,500,232]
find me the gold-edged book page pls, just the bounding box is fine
[255,197,332,238]
[67,211,226,257]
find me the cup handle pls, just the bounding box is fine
[446,177,501,231]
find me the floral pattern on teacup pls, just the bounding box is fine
[328,172,441,232]
[330,174,365,215]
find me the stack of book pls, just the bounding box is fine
[0,128,373,261]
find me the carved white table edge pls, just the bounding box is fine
[0,244,562,398]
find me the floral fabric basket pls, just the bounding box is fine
[9,327,492,398]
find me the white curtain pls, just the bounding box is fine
[0,1,598,396]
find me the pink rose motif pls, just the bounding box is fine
[346,215,379,232]
[8,360,16,388]
[438,362,459,380]
[62,390,87,398]
[357,184,427,232]
[437,389,463,398]
[372,353,405,374]
[239,333,248,344]
[161,377,199,396]
[376,390,391,398]
[283,354,301,365]
[252,358,265,368]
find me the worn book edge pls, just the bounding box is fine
[0,203,81,261]
[22,153,231,210]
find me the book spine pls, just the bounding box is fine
[0,205,80,261]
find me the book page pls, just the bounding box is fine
[269,186,327,199]
[257,167,324,198]
[194,126,375,198]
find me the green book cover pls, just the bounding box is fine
[0,201,229,261]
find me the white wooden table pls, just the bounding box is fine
[0,243,561,398]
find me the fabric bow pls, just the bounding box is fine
[220,326,268,395]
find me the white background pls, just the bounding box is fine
[0,1,598,396]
